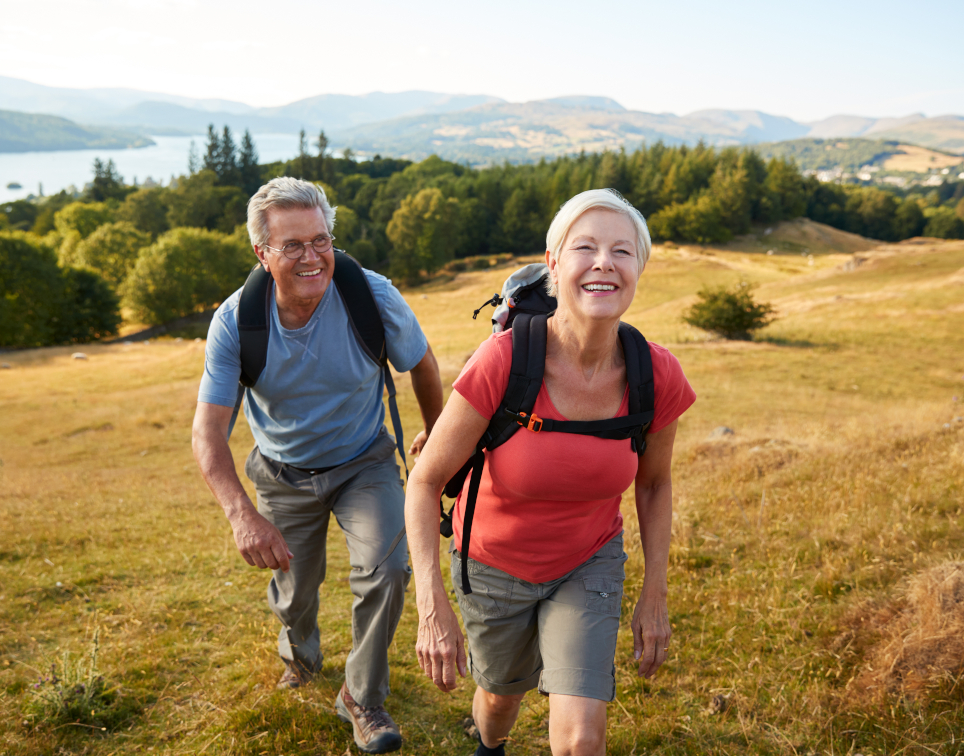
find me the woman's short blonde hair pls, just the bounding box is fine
[246,177,336,248]
[545,189,651,296]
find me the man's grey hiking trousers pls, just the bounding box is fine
[244,429,411,708]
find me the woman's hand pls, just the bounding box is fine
[415,587,467,692]
[631,585,671,678]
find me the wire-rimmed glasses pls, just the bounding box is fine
[263,234,336,259]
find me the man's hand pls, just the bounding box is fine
[409,430,429,457]
[229,506,294,573]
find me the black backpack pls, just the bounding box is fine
[446,268,655,594]
[229,250,408,477]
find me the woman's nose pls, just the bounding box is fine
[593,248,616,270]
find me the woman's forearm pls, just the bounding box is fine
[635,482,673,590]
[405,478,450,603]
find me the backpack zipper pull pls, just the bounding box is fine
[472,293,503,320]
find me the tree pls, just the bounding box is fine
[54,201,113,240]
[53,267,121,343]
[683,281,775,339]
[218,126,240,186]
[188,140,200,175]
[386,188,459,283]
[893,198,926,239]
[0,231,120,347]
[166,171,246,233]
[238,130,261,195]
[0,232,62,347]
[116,187,170,238]
[296,129,309,179]
[122,227,250,324]
[203,125,220,175]
[316,130,331,183]
[73,221,151,288]
[87,158,126,202]
[923,207,964,239]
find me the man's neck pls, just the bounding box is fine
[275,286,326,330]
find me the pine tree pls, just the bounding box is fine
[187,140,200,175]
[297,129,309,179]
[203,125,220,174]
[218,126,239,186]
[316,130,330,183]
[239,130,261,196]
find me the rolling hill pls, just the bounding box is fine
[0,110,153,153]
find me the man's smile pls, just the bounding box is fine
[296,268,322,277]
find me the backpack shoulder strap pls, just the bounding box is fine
[237,263,272,388]
[481,312,548,450]
[332,249,386,364]
[618,321,655,454]
[332,249,409,479]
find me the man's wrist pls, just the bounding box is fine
[223,495,257,525]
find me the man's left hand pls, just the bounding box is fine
[409,430,429,457]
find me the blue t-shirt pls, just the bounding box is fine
[198,269,427,469]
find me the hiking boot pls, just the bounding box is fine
[335,682,402,754]
[276,659,313,690]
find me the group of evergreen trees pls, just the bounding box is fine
[2,127,963,346]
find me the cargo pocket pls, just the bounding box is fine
[451,552,512,619]
[583,576,623,616]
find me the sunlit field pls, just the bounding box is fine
[2,224,963,755]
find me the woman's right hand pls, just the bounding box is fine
[415,587,467,692]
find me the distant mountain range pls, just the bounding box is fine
[1,76,962,161]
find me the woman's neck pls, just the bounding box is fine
[547,308,622,381]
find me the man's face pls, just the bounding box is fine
[255,205,335,307]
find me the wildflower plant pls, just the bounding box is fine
[23,627,131,732]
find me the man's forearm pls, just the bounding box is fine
[410,345,443,434]
[192,428,256,523]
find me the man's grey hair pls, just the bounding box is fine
[246,177,336,248]
[545,189,651,297]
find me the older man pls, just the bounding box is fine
[192,177,442,754]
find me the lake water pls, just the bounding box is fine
[0,134,303,204]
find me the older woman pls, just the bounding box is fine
[405,189,695,756]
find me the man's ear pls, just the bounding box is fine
[254,246,269,272]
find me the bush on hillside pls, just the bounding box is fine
[121,227,251,324]
[683,280,775,340]
[72,221,151,288]
[53,267,121,343]
[923,206,964,239]
[0,232,120,347]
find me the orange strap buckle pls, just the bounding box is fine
[516,411,543,433]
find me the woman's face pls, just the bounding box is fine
[546,208,640,324]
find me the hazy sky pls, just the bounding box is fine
[2,0,962,121]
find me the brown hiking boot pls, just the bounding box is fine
[276,659,313,690]
[335,682,402,754]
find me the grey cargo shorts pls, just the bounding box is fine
[452,532,628,702]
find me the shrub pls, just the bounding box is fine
[0,231,120,347]
[53,268,121,343]
[0,232,62,347]
[683,280,775,339]
[121,227,251,324]
[72,221,151,288]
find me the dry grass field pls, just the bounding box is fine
[2,224,964,755]
[881,144,964,174]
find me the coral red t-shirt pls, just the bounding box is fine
[452,330,696,583]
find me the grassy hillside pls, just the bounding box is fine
[2,230,964,754]
[0,110,153,153]
[756,138,964,178]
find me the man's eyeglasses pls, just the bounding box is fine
[263,234,336,260]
